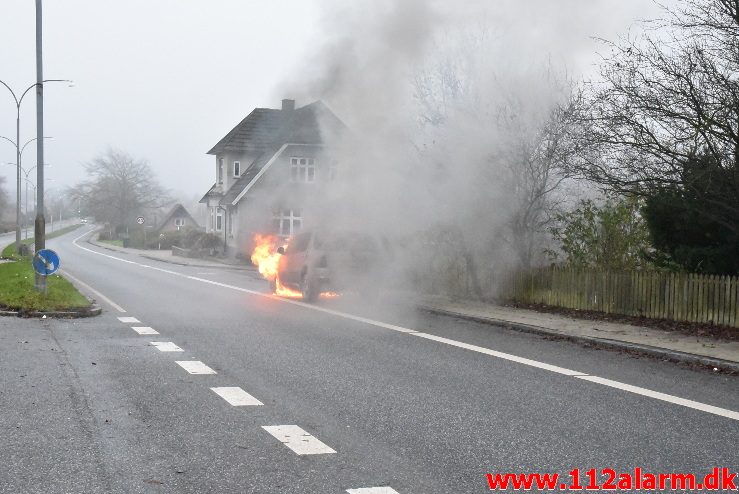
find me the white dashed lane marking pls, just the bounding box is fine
[262,425,336,455]
[211,387,264,406]
[132,326,159,335]
[150,342,183,352]
[347,488,400,494]
[175,361,217,375]
[117,316,140,323]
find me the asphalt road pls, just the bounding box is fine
[1,225,737,493]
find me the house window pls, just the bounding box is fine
[175,218,185,229]
[233,161,240,177]
[290,157,316,183]
[218,158,224,184]
[272,209,302,237]
[216,212,223,231]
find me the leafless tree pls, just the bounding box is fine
[70,148,169,229]
[577,0,739,233]
[414,44,582,275]
[494,84,583,270]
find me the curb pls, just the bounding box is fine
[0,304,102,319]
[420,305,739,374]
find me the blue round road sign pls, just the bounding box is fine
[33,249,60,276]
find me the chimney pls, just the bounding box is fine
[281,98,295,112]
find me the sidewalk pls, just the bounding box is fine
[419,295,739,373]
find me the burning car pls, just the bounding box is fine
[251,231,386,302]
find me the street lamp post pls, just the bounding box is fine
[22,178,36,240]
[2,162,51,240]
[0,71,68,254]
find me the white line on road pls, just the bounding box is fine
[411,332,587,377]
[210,386,264,406]
[71,229,739,422]
[117,316,140,323]
[262,425,336,455]
[150,342,183,352]
[575,375,739,421]
[347,488,400,494]
[132,326,159,335]
[60,269,127,313]
[175,361,217,375]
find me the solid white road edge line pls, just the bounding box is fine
[175,360,217,375]
[262,425,336,455]
[575,375,739,421]
[59,268,127,313]
[411,332,586,377]
[347,488,400,494]
[210,386,264,406]
[72,230,739,422]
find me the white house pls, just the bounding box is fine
[200,99,346,257]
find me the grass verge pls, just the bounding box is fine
[100,239,124,247]
[0,222,92,313]
[1,223,83,260]
[0,260,90,311]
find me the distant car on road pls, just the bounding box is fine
[80,218,88,224]
[275,230,387,302]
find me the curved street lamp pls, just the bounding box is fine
[0,78,71,252]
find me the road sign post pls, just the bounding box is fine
[137,217,145,248]
[32,248,60,293]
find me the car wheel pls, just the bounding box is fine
[300,272,318,302]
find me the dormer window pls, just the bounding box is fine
[290,157,316,183]
[233,161,240,177]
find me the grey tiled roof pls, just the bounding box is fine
[198,183,222,203]
[156,203,199,231]
[219,148,278,205]
[206,101,344,155]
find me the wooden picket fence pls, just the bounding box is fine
[503,267,739,328]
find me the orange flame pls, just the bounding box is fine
[250,234,281,281]
[250,233,340,299]
[250,234,301,297]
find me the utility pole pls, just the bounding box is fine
[34,0,46,293]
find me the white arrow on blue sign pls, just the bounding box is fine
[33,249,61,276]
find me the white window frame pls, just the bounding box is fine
[233,161,240,177]
[174,218,185,229]
[272,209,302,238]
[290,157,316,183]
[218,158,224,184]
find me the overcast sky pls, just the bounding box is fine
[0,0,671,203]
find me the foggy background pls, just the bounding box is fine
[0,0,670,205]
